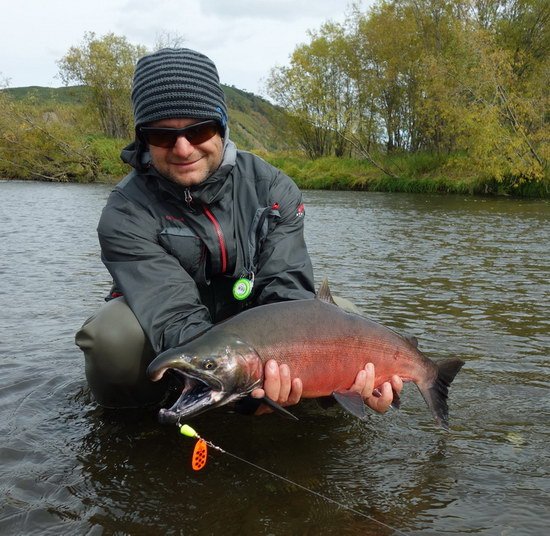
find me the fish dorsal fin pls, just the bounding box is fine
[317,277,337,304]
[403,334,419,348]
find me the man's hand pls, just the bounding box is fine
[349,362,403,414]
[251,359,303,416]
[251,360,403,416]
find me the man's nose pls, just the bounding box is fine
[172,135,195,157]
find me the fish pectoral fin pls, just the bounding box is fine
[332,391,368,420]
[262,396,299,420]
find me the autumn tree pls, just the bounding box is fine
[58,32,146,138]
[266,0,548,180]
[268,22,366,158]
[354,1,422,152]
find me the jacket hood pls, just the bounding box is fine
[120,133,237,205]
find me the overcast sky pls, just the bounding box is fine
[0,0,369,96]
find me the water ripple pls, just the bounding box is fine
[1,184,549,535]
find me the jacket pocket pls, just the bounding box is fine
[248,206,280,269]
[158,226,204,277]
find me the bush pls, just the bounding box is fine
[87,136,131,179]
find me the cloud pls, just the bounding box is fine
[196,0,352,21]
[0,0,360,92]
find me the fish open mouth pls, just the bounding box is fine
[157,370,229,425]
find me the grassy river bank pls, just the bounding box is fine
[1,86,547,198]
[2,147,548,198]
[264,152,549,198]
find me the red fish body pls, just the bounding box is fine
[219,298,433,397]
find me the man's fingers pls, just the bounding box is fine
[350,362,375,398]
[277,364,291,403]
[252,360,302,416]
[355,364,404,414]
[262,359,281,402]
[286,378,302,405]
[391,374,404,394]
[366,381,394,413]
[362,363,375,399]
[254,360,402,417]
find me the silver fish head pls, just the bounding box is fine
[147,331,263,423]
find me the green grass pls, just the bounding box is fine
[262,152,550,198]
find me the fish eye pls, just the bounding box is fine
[202,359,216,370]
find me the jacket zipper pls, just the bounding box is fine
[202,206,228,274]
[184,188,193,206]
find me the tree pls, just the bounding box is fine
[267,22,365,158]
[58,32,147,138]
[272,0,547,177]
[449,25,548,180]
[153,30,186,50]
[354,1,421,152]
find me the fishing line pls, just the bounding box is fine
[179,424,409,535]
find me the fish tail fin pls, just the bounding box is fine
[420,358,464,430]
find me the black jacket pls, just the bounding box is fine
[97,140,315,353]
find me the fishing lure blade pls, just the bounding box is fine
[192,439,208,471]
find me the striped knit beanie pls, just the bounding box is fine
[131,48,228,134]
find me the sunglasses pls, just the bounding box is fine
[138,120,220,148]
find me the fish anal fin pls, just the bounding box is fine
[332,390,368,420]
[316,278,337,305]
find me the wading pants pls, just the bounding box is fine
[75,297,175,408]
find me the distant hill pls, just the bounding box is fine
[4,84,293,153]
[5,85,90,104]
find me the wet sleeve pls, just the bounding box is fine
[254,172,316,304]
[97,191,212,353]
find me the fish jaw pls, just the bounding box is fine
[147,333,264,423]
[157,374,245,424]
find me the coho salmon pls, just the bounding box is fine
[147,281,464,429]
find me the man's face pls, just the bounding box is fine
[146,118,224,187]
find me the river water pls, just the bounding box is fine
[0,180,548,535]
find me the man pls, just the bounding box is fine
[75,48,402,415]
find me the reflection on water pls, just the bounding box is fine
[0,181,548,535]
